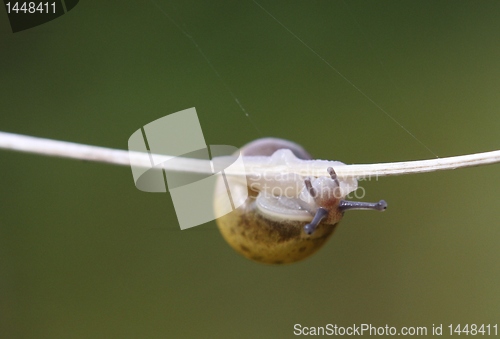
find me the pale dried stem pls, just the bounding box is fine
[1,131,499,179]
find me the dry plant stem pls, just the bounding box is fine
[1,131,499,179]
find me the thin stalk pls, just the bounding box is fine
[0,131,499,178]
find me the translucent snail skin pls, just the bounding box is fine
[214,138,387,264]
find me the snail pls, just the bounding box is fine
[214,138,387,264]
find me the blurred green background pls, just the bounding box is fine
[1,1,499,338]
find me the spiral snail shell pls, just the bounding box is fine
[214,138,386,264]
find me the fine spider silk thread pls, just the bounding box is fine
[148,0,263,136]
[251,0,439,158]
[150,0,438,157]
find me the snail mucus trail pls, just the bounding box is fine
[214,138,387,264]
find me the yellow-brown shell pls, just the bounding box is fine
[214,138,342,264]
[215,198,339,264]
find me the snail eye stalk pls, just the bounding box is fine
[304,207,329,235]
[338,200,388,212]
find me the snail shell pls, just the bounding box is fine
[214,138,386,264]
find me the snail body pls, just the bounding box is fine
[214,138,386,264]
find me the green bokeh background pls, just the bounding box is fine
[1,1,499,338]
